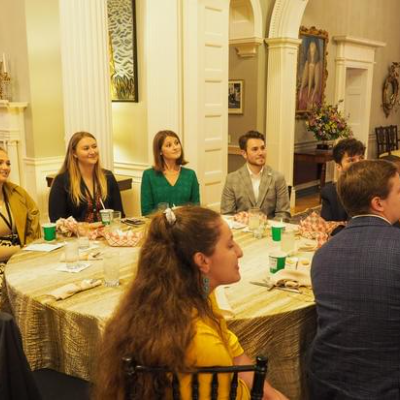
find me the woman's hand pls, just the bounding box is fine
[262,382,289,400]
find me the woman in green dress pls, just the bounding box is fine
[140,130,200,216]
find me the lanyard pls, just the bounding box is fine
[82,179,99,216]
[0,187,13,232]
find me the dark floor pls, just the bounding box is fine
[33,369,90,400]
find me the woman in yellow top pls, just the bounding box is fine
[0,147,41,291]
[93,206,288,400]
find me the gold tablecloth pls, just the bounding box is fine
[4,230,316,400]
[224,230,316,400]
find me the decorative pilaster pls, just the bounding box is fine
[0,101,28,186]
[58,0,113,168]
[264,37,301,186]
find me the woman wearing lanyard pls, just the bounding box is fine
[48,132,124,223]
[0,147,41,291]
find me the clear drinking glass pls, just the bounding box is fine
[103,251,120,287]
[65,241,79,271]
[281,228,296,254]
[77,223,90,250]
[248,207,261,231]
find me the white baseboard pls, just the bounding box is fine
[24,156,64,222]
[114,161,149,217]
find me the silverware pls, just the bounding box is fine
[276,286,302,294]
[250,281,274,291]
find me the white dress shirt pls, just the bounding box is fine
[247,164,264,201]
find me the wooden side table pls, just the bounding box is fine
[294,150,334,194]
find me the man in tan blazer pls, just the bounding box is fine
[221,131,290,220]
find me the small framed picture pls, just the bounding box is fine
[228,80,244,114]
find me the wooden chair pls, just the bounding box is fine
[375,126,389,157]
[123,356,268,400]
[387,125,399,153]
[375,125,399,157]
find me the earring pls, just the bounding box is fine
[202,276,210,298]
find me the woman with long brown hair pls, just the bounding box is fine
[49,131,124,222]
[93,206,287,400]
[140,130,200,215]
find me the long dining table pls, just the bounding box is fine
[3,225,317,400]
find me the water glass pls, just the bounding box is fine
[248,207,261,231]
[103,251,120,287]
[77,223,90,250]
[112,211,122,222]
[65,241,79,271]
[281,228,296,254]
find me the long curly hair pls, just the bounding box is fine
[93,206,223,400]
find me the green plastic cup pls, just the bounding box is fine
[269,250,287,274]
[271,223,285,242]
[42,223,56,241]
[100,209,113,225]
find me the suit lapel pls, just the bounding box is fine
[256,167,272,208]
[239,165,256,206]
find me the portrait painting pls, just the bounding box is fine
[228,80,244,114]
[107,0,139,102]
[296,26,329,116]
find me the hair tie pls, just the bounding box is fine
[164,208,176,226]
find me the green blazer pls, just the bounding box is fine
[140,167,200,216]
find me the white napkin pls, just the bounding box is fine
[222,216,246,230]
[24,243,65,252]
[48,279,102,300]
[215,286,234,318]
[56,261,91,273]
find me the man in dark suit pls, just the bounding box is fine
[220,131,290,220]
[309,159,400,400]
[321,138,365,222]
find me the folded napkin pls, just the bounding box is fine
[56,261,91,273]
[233,211,267,226]
[56,217,104,239]
[23,243,64,252]
[299,212,346,247]
[47,279,102,300]
[270,269,311,288]
[222,216,246,230]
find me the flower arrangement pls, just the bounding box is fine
[305,101,351,142]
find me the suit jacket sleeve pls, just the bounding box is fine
[320,185,333,221]
[274,174,291,220]
[106,171,125,218]
[220,174,237,215]
[140,169,154,216]
[48,173,69,222]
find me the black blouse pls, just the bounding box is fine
[48,170,125,222]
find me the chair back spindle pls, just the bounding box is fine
[123,356,268,400]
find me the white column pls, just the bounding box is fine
[265,37,301,187]
[58,0,113,169]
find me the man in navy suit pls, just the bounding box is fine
[309,159,400,400]
[321,138,365,223]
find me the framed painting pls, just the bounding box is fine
[228,80,244,114]
[296,26,329,116]
[107,0,139,102]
